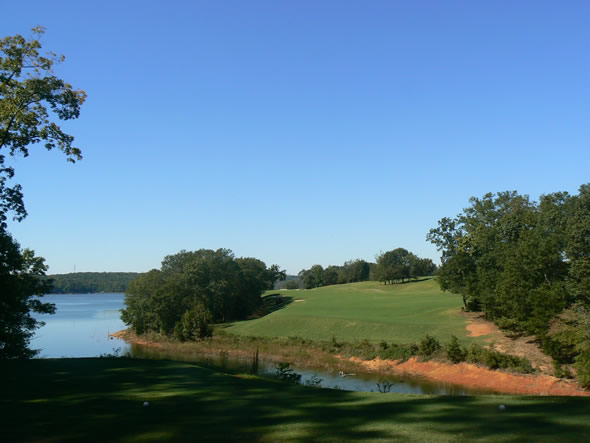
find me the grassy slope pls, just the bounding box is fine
[226,278,472,343]
[3,358,589,442]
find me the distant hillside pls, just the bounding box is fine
[274,275,301,289]
[47,272,143,294]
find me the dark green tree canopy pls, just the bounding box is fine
[0,229,54,358]
[427,185,590,386]
[375,248,435,285]
[121,249,285,338]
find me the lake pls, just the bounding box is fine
[33,293,497,395]
[32,293,131,358]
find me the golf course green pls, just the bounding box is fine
[226,278,474,344]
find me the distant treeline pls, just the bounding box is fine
[295,251,436,290]
[47,272,143,293]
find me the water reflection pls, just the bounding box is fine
[31,293,130,358]
[130,343,499,396]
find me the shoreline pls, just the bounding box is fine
[112,329,589,397]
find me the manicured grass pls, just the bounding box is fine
[226,279,473,344]
[2,358,589,442]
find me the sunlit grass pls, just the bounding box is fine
[226,278,473,343]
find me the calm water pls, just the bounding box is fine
[32,293,130,358]
[33,293,497,395]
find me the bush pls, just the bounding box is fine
[446,335,467,363]
[466,343,488,363]
[175,307,212,341]
[466,343,533,373]
[418,334,441,357]
[274,362,302,384]
[574,351,590,389]
[378,343,419,362]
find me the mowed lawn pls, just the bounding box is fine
[3,358,590,442]
[226,278,472,343]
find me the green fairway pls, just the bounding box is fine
[3,358,589,442]
[226,279,472,343]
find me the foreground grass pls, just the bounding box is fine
[226,279,473,343]
[3,358,590,442]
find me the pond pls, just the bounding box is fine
[33,293,497,395]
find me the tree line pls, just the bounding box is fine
[428,185,590,387]
[47,272,143,293]
[297,252,436,290]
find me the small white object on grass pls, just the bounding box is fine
[498,404,506,410]
[143,401,149,407]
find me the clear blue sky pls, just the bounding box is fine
[3,1,589,275]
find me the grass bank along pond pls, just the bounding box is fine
[115,329,589,397]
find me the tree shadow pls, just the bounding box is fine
[3,358,590,442]
[248,293,294,319]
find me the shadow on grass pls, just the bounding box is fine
[248,294,294,319]
[2,358,590,442]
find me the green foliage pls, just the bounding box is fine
[378,342,419,362]
[299,264,325,289]
[446,335,467,363]
[46,272,142,293]
[284,280,299,289]
[428,185,590,385]
[418,334,441,357]
[0,27,85,224]
[274,362,302,384]
[375,248,435,285]
[121,249,285,339]
[298,259,375,290]
[0,228,54,359]
[175,306,213,341]
[0,28,84,359]
[466,343,534,374]
[574,351,590,389]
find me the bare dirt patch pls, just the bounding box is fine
[111,330,163,348]
[461,311,554,374]
[349,356,589,397]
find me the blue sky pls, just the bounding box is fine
[3,1,589,275]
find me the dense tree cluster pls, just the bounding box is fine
[428,185,590,386]
[298,259,373,289]
[121,249,285,340]
[298,254,435,290]
[375,248,436,285]
[0,28,85,359]
[47,272,142,293]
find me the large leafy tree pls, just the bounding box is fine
[121,249,285,338]
[0,28,85,358]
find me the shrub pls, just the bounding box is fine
[466,343,533,373]
[418,334,441,357]
[274,362,302,384]
[175,307,213,341]
[378,343,418,362]
[446,335,467,363]
[574,351,590,389]
[466,343,488,363]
